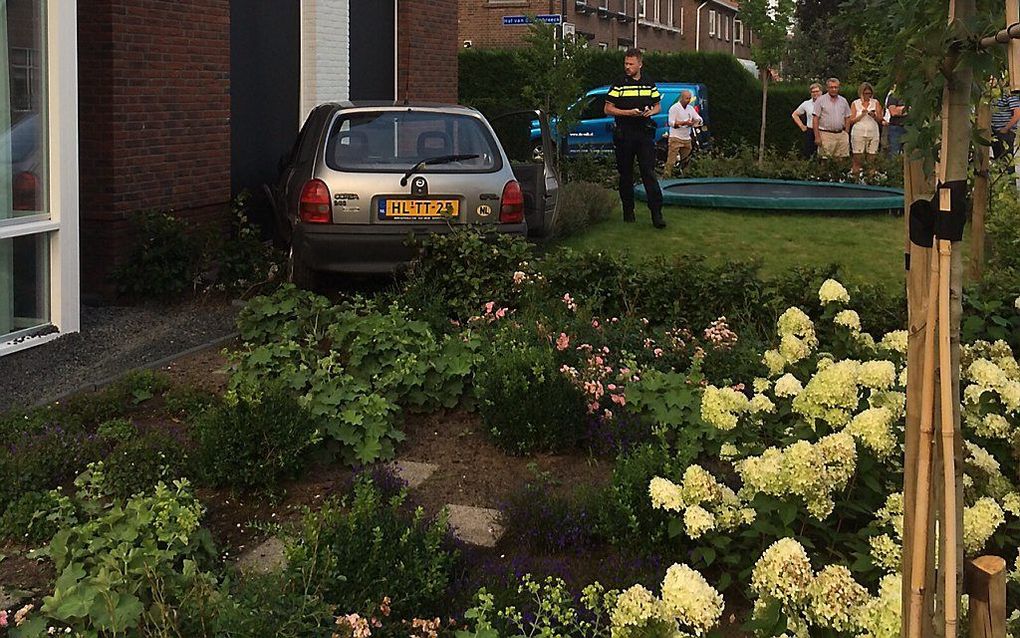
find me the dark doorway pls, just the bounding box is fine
[350,0,396,101]
[230,1,300,228]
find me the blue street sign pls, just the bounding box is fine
[502,14,563,26]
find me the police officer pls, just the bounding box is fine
[604,48,665,228]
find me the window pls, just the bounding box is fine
[708,10,717,37]
[679,6,684,32]
[580,96,607,119]
[667,0,673,26]
[734,19,744,43]
[598,41,608,49]
[653,0,660,22]
[10,48,41,113]
[725,16,730,41]
[637,0,646,18]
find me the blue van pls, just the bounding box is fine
[530,82,710,157]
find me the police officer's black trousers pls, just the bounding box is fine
[614,133,663,221]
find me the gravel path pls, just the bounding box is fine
[0,299,240,412]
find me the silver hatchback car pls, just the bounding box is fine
[267,102,560,285]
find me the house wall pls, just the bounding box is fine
[458,0,751,58]
[77,0,231,299]
[300,0,350,120]
[399,0,459,102]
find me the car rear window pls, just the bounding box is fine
[324,111,501,173]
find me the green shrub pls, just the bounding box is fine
[552,181,618,239]
[285,477,457,620]
[96,417,136,444]
[593,443,682,549]
[112,210,200,298]
[162,385,220,418]
[685,144,904,187]
[400,228,535,323]
[208,190,280,293]
[477,335,589,454]
[103,430,190,499]
[0,490,61,545]
[561,154,618,187]
[193,388,315,493]
[212,573,336,638]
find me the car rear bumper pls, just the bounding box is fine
[293,222,528,274]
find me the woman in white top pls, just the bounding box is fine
[849,82,883,178]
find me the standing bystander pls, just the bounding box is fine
[812,78,852,160]
[604,48,666,228]
[849,82,883,178]
[663,90,703,178]
[884,85,908,155]
[991,89,1020,160]
[792,83,823,158]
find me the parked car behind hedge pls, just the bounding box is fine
[266,103,561,287]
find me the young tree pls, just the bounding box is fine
[740,0,796,164]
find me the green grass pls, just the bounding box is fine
[559,205,925,291]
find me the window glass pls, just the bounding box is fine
[324,111,501,173]
[581,96,607,120]
[0,233,50,340]
[2,0,47,220]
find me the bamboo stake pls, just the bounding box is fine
[1008,0,1020,92]
[908,245,942,638]
[939,235,959,638]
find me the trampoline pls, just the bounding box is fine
[636,177,904,211]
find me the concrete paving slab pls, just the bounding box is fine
[446,504,504,547]
[235,536,287,576]
[388,460,439,489]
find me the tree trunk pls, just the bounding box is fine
[970,102,990,282]
[759,69,769,165]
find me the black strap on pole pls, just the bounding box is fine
[908,180,968,247]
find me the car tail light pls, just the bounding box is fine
[499,180,524,224]
[13,171,38,211]
[299,179,331,224]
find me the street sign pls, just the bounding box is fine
[502,14,563,26]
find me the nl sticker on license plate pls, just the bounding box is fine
[378,198,460,220]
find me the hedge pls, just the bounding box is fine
[460,49,814,152]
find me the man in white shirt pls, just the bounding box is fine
[663,90,703,178]
[792,83,822,158]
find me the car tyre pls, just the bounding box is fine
[288,246,317,290]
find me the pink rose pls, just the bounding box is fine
[484,301,495,314]
[556,333,570,351]
[611,393,626,406]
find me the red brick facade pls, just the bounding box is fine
[458,0,751,59]
[399,0,460,102]
[78,0,232,297]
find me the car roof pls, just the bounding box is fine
[319,101,483,115]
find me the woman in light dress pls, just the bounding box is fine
[849,82,884,178]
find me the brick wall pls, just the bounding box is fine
[301,0,350,120]
[78,0,231,298]
[399,0,459,102]
[458,0,751,58]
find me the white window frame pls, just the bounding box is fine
[708,10,716,37]
[0,0,80,356]
[638,0,646,18]
[653,0,660,22]
[667,0,673,26]
[734,18,744,44]
[679,6,684,32]
[725,15,730,41]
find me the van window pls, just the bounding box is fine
[581,96,607,120]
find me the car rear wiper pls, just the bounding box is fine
[400,154,480,186]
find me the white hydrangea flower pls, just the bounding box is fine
[806,565,870,633]
[700,386,750,431]
[764,349,786,376]
[1015,296,1020,311]
[834,309,861,332]
[649,477,685,512]
[856,574,901,638]
[751,538,814,608]
[819,279,850,305]
[683,504,716,539]
[749,394,776,414]
[963,497,1005,554]
[660,564,724,637]
[774,373,804,398]
[858,360,897,390]
[869,533,901,573]
[975,413,1012,439]
[719,443,740,460]
[877,492,904,539]
[753,377,771,393]
[611,585,668,638]
[792,360,862,428]
[965,441,1001,476]
[878,330,908,354]
[847,407,897,457]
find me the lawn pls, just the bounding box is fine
[560,206,914,291]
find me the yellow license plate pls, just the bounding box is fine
[379,198,460,220]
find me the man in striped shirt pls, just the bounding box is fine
[604,48,666,228]
[991,91,1020,160]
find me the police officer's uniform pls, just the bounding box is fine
[605,73,665,226]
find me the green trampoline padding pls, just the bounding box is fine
[637,178,905,211]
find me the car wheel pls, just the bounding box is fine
[288,246,317,290]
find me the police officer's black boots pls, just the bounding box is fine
[623,210,636,223]
[651,209,666,229]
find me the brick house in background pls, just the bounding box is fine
[459,0,752,61]
[1,0,458,355]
